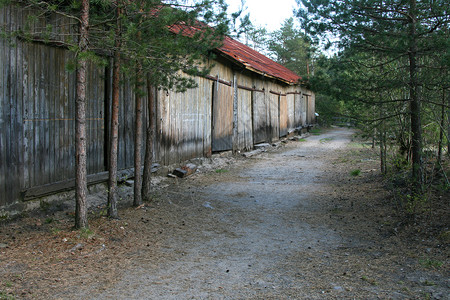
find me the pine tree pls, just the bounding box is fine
[297,0,450,187]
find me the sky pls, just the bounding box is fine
[225,0,299,32]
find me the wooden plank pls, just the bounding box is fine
[268,92,279,142]
[294,92,302,128]
[211,81,233,152]
[43,44,50,186]
[252,90,267,144]
[287,93,295,132]
[68,51,76,180]
[55,47,64,181]
[203,79,212,157]
[5,5,16,203]
[22,169,135,201]
[304,94,310,125]
[22,30,31,190]
[15,17,25,199]
[48,46,55,184]
[0,6,6,206]
[301,90,307,126]
[237,88,253,151]
[279,95,288,137]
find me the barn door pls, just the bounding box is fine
[212,81,233,152]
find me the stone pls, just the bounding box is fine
[173,168,188,178]
[242,149,263,158]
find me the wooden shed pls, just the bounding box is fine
[0,4,315,213]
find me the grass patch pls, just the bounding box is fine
[421,279,436,286]
[50,227,61,235]
[420,258,443,269]
[361,275,378,286]
[320,137,333,143]
[350,169,361,176]
[298,138,306,142]
[215,169,228,173]
[0,291,15,300]
[79,228,95,240]
[309,128,322,135]
[348,142,368,148]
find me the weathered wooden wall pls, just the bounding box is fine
[0,5,143,208]
[158,75,213,165]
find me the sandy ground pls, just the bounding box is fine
[1,127,448,299]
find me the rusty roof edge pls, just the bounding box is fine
[214,50,300,86]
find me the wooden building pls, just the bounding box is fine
[0,4,315,213]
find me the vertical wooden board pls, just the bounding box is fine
[32,45,43,183]
[98,65,106,172]
[279,95,288,137]
[47,46,55,183]
[43,44,51,186]
[5,5,16,202]
[252,90,266,144]
[212,81,233,152]
[69,52,77,180]
[202,78,212,157]
[268,93,279,141]
[16,36,25,193]
[0,7,6,205]
[53,47,61,182]
[287,94,295,132]
[159,90,169,165]
[29,43,37,187]
[305,95,310,124]
[63,51,73,181]
[4,7,13,202]
[22,39,30,189]
[310,92,316,124]
[301,92,307,126]
[237,88,252,151]
[166,91,175,164]
[294,92,302,128]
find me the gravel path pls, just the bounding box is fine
[4,127,447,299]
[87,128,388,299]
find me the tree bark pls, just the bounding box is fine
[142,79,155,202]
[408,0,423,188]
[75,0,90,229]
[107,2,121,218]
[133,63,144,206]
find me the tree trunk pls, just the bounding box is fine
[408,0,423,188]
[142,80,155,202]
[107,2,121,219]
[133,63,144,206]
[75,0,90,229]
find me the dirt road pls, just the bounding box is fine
[1,127,448,299]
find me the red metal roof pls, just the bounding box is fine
[169,21,301,85]
[217,36,301,85]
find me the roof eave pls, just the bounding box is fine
[214,50,300,86]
